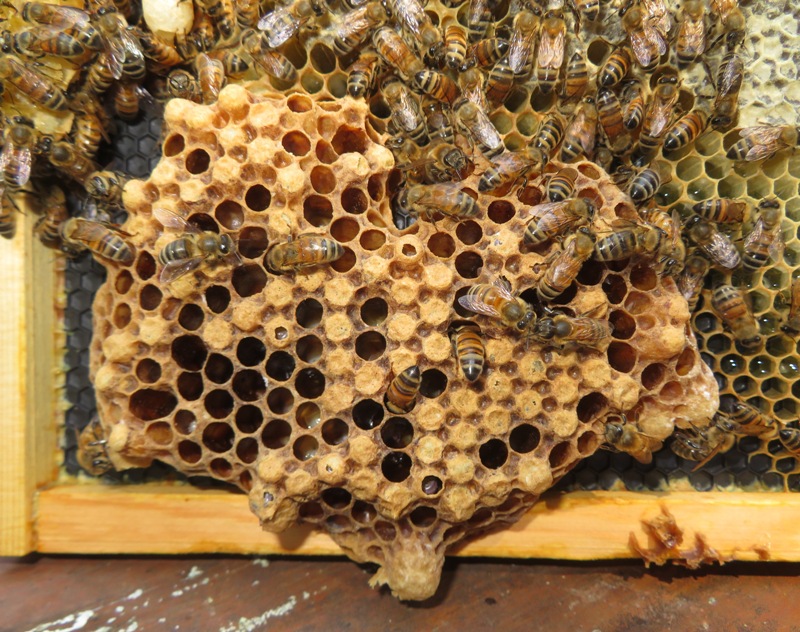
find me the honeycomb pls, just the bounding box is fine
[85,83,715,600]
[28,0,796,603]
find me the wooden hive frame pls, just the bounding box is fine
[4,212,800,563]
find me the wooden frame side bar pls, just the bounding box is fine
[36,486,795,561]
[0,216,62,556]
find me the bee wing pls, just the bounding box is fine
[255,49,297,81]
[768,228,786,263]
[508,29,534,73]
[628,31,653,68]
[739,125,781,143]
[537,28,565,70]
[153,207,194,232]
[492,275,515,297]
[0,144,31,188]
[644,100,673,137]
[458,293,502,318]
[703,231,740,269]
[121,28,145,64]
[717,54,743,96]
[160,256,203,284]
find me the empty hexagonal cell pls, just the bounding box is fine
[360,297,388,326]
[185,148,210,174]
[204,389,234,419]
[331,126,369,155]
[178,304,204,330]
[381,417,414,449]
[455,251,483,279]
[262,419,291,449]
[232,370,267,401]
[267,387,294,414]
[296,298,323,327]
[245,185,271,212]
[321,418,348,445]
[232,264,267,297]
[172,335,208,371]
[136,251,156,281]
[330,217,359,242]
[236,405,263,433]
[353,399,383,430]
[130,389,177,422]
[177,372,203,401]
[266,351,296,381]
[292,435,319,461]
[205,286,231,313]
[295,368,325,398]
[297,335,323,363]
[488,200,515,224]
[381,452,412,482]
[136,359,162,384]
[428,232,456,258]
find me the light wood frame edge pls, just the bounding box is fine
[35,485,793,561]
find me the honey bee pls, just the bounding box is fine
[185,9,217,54]
[449,322,485,382]
[113,82,147,121]
[536,10,565,92]
[85,170,126,207]
[743,198,784,270]
[621,79,644,130]
[0,187,16,240]
[454,99,505,160]
[724,400,776,437]
[676,0,706,67]
[49,140,97,184]
[604,415,654,463]
[205,46,251,76]
[533,112,566,158]
[0,118,35,189]
[33,185,68,250]
[546,166,578,202]
[779,428,800,456]
[424,143,469,183]
[385,365,421,414]
[663,108,709,152]
[0,54,67,111]
[372,27,424,81]
[135,28,184,67]
[21,3,102,50]
[780,278,800,338]
[641,207,685,275]
[692,198,747,224]
[710,0,745,50]
[466,0,491,43]
[634,73,679,165]
[559,96,597,162]
[69,94,111,160]
[331,2,385,56]
[196,0,238,42]
[628,161,671,205]
[415,70,460,105]
[383,0,441,58]
[597,87,630,153]
[347,54,380,98]
[154,207,241,282]
[76,415,113,476]
[235,0,261,28]
[533,311,613,350]
[265,233,344,273]
[726,125,799,162]
[257,0,324,49]
[458,276,536,333]
[561,49,588,102]
[399,183,478,221]
[424,101,455,144]
[620,1,666,71]
[711,50,744,130]
[685,216,741,269]
[3,27,87,60]
[60,218,134,265]
[93,8,145,81]
[478,147,544,192]
[485,58,514,106]
[84,52,116,95]
[458,67,488,110]
[444,24,468,69]
[672,418,735,464]
[711,284,762,352]
[508,10,539,79]
[593,221,664,262]
[167,68,202,102]
[195,53,226,103]
[598,46,632,87]
[384,80,428,147]
[676,254,709,312]
[536,228,595,302]
[463,37,508,70]
[238,29,298,82]
[523,197,595,246]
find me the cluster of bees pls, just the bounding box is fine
[3,0,800,475]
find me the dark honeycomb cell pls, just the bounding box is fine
[130,389,177,421]
[232,264,267,297]
[479,439,509,469]
[136,359,162,384]
[381,452,412,482]
[322,487,352,509]
[355,332,385,361]
[178,304,204,330]
[172,335,208,371]
[236,338,266,367]
[295,368,325,398]
[177,372,204,401]
[296,298,323,328]
[509,424,540,453]
[361,297,388,326]
[381,417,414,449]
[353,399,384,430]
[232,370,267,401]
[245,184,271,211]
[266,351,296,381]
[262,419,291,449]
[205,286,231,313]
[267,387,294,414]
[321,418,349,445]
[236,405,264,434]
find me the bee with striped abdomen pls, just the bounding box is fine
[780,278,800,339]
[534,112,566,158]
[634,72,680,165]
[85,170,127,208]
[523,197,595,246]
[711,50,744,130]
[779,428,800,456]
[458,276,536,334]
[593,220,664,262]
[384,79,429,147]
[449,322,485,382]
[621,78,645,130]
[620,0,667,72]
[536,228,595,303]
[444,24,468,69]
[347,54,380,98]
[560,97,598,162]
[663,108,709,152]
[478,148,545,192]
[155,207,242,282]
[692,198,748,223]
[265,233,344,273]
[724,400,776,437]
[454,99,505,160]
[424,143,470,183]
[711,284,762,352]
[383,0,441,58]
[372,27,424,82]
[742,198,784,270]
[0,117,36,189]
[466,0,491,43]
[533,311,613,350]
[331,2,385,56]
[196,0,238,42]
[195,53,226,103]
[604,415,655,463]
[509,10,539,80]
[561,48,588,102]
[34,185,68,250]
[726,125,799,162]
[0,186,17,240]
[546,167,578,202]
[0,54,68,111]
[598,46,632,87]
[536,10,566,92]
[257,0,324,49]
[628,161,671,205]
[238,29,298,82]
[398,183,478,221]
[49,140,97,184]
[484,58,515,106]
[415,69,460,105]
[672,418,736,465]
[76,415,113,476]
[685,216,741,269]
[676,0,706,67]
[597,87,630,153]
[60,218,134,266]
[463,37,509,71]
[676,254,709,312]
[385,365,421,413]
